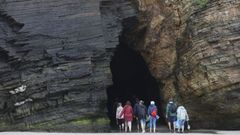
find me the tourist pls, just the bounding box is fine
[112,97,119,127]
[120,101,133,132]
[133,98,140,132]
[148,101,158,133]
[138,100,147,133]
[166,98,177,132]
[176,105,189,133]
[116,102,124,131]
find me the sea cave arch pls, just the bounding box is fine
[106,44,164,127]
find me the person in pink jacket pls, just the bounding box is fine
[121,101,133,132]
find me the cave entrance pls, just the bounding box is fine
[107,44,163,127]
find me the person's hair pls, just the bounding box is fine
[126,101,131,106]
[118,102,122,107]
[135,98,139,103]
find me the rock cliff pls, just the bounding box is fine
[133,0,240,129]
[0,0,239,131]
[0,0,117,131]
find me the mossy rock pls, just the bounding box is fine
[71,116,110,126]
[193,0,209,8]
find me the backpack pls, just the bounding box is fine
[169,103,177,114]
[151,108,157,117]
[134,103,140,116]
[139,105,145,114]
[138,105,146,118]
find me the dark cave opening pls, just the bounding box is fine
[106,44,164,127]
[105,15,166,128]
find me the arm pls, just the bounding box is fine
[120,107,125,118]
[185,110,189,121]
[133,104,137,116]
[166,104,169,118]
[116,108,118,119]
[147,106,150,116]
[144,106,147,117]
[176,107,180,119]
[131,106,133,114]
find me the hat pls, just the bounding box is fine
[150,101,155,105]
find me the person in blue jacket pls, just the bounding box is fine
[148,101,158,133]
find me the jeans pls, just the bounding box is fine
[149,116,157,129]
[177,119,186,132]
[178,119,185,127]
[140,119,146,132]
[140,119,146,126]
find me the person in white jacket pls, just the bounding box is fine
[116,102,124,131]
[176,105,189,133]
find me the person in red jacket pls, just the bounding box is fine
[120,100,133,132]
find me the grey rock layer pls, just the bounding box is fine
[130,0,240,129]
[0,0,239,131]
[0,0,136,131]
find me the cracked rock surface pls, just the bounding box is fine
[0,0,239,131]
[0,0,136,131]
[133,0,240,129]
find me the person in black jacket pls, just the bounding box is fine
[138,100,147,133]
[133,98,140,131]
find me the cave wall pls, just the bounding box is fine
[0,0,136,131]
[177,0,240,129]
[133,0,240,129]
[0,0,110,131]
[0,0,239,131]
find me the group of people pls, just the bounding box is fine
[115,98,189,133]
[116,99,158,133]
[166,99,190,133]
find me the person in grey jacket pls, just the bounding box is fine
[166,98,177,132]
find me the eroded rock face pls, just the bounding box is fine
[0,0,239,131]
[177,0,240,129]
[0,0,136,131]
[133,0,240,129]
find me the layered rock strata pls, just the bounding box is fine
[0,0,239,131]
[134,0,240,129]
[0,0,136,131]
